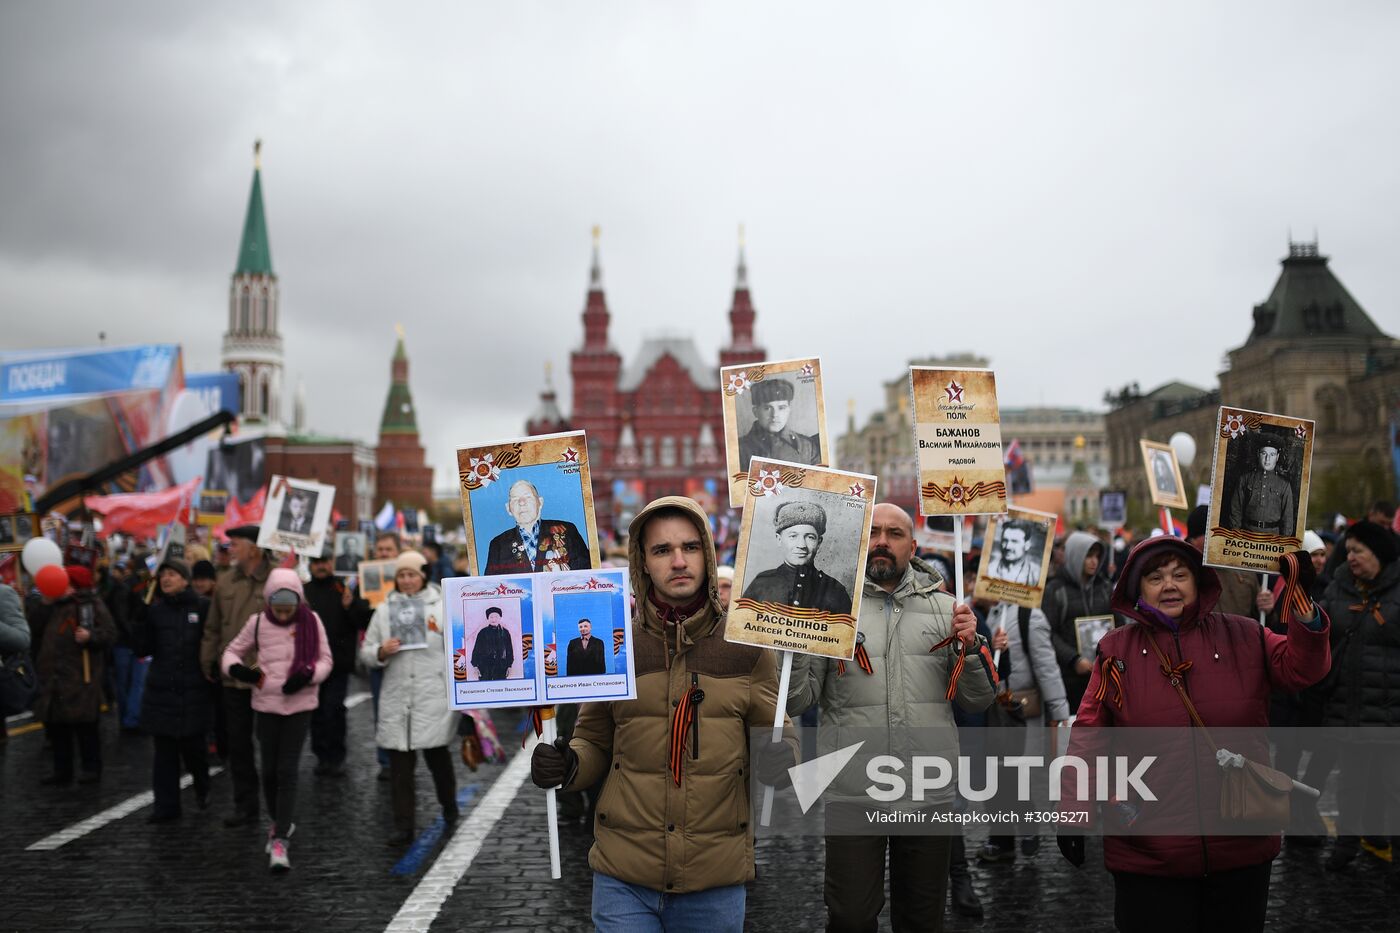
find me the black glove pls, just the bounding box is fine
[1278,550,1317,616]
[281,670,312,695]
[228,663,262,687]
[530,737,578,789]
[753,738,798,788]
[1057,833,1085,868]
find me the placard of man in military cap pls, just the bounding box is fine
[1227,440,1295,536]
[740,499,853,614]
[738,377,821,468]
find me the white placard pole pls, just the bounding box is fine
[1258,573,1269,625]
[758,649,794,828]
[540,710,561,880]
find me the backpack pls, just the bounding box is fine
[0,649,38,717]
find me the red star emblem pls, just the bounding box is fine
[561,447,579,464]
[944,381,964,403]
[800,363,814,377]
[848,482,865,498]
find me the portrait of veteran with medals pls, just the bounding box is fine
[1228,440,1295,536]
[741,500,852,614]
[738,377,820,467]
[483,479,591,575]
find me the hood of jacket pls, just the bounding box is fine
[626,496,722,632]
[1110,535,1221,628]
[262,567,304,602]
[1058,531,1101,589]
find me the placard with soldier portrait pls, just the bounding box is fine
[973,506,1056,608]
[1203,407,1314,573]
[721,357,830,508]
[725,457,876,660]
[257,475,335,555]
[910,367,1007,516]
[456,430,601,578]
[357,558,398,609]
[1140,439,1188,510]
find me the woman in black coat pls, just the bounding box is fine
[132,558,212,822]
[1319,521,1400,874]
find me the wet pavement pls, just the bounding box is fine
[2,681,1395,932]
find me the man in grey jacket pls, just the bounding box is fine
[978,600,1070,863]
[788,503,997,933]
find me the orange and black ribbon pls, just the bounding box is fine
[1157,657,1194,686]
[668,685,704,785]
[521,707,544,748]
[1279,552,1316,623]
[1350,600,1386,627]
[838,642,874,677]
[1094,655,1125,709]
[930,635,996,699]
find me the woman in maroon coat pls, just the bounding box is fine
[1057,536,1330,933]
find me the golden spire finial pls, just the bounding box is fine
[847,397,856,415]
[738,223,746,248]
[544,360,553,385]
[395,322,405,340]
[591,224,601,247]
[254,139,263,170]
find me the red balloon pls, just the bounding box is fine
[35,564,69,599]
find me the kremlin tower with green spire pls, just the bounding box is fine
[374,326,434,513]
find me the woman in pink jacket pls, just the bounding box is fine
[222,568,332,872]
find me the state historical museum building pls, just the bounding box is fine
[526,233,766,537]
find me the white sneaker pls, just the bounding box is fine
[268,837,290,872]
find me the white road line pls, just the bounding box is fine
[26,766,225,852]
[385,739,537,933]
[346,691,373,710]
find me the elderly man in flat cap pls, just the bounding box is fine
[741,500,853,615]
[738,377,820,467]
[1229,440,1295,536]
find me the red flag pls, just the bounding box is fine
[83,478,202,540]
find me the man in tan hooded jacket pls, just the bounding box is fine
[531,496,798,931]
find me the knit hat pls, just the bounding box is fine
[715,565,735,582]
[1301,531,1325,555]
[191,560,217,580]
[774,501,827,536]
[65,565,94,590]
[750,378,795,406]
[157,557,191,582]
[1346,521,1398,567]
[395,550,428,578]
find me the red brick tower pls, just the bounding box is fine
[374,326,434,513]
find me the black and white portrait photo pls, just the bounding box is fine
[1139,440,1187,510]
[278,487,319,535]
[737,377,822,469]
[387,592,428,651]
[1221,429,1301,537]
[739,492,861,615]
[985,518,1045,585]
[1099,490,1127,528]
[334,532,366,572]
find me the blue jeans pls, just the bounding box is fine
[111,645,150,729]
[591,872,745,933]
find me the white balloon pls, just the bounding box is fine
[1169,432,1197,469]
[21,536,63,575]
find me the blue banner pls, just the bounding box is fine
[0,344,179,403]
[185,371,240,418]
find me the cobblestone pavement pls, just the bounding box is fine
[3,686,1395,932]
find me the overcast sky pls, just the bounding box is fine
[3,2,1398,490]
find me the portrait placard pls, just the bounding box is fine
[720,357,830,508]
[456,431,600,578]
[386,591,428,651]
[357,558,398,609]
[196,490,229,527]
[1203,407,1314,573]
[1098,490,1127,530]
[444,567,635,710]
[973,506,1056,608]
[725,457,876,660]
[333,531,367,573]
[1074,615,1115,657]
[0,511,37,553]
[257,475,335,555]
[1140,440,1187,511]
[910,367,1007,516]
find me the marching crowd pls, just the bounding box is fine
[2,496,1399,932]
